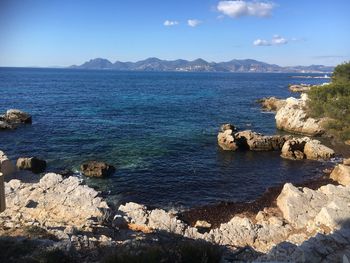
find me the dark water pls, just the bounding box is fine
[0,68,331,208]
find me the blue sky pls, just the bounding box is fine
[0,0,349,67]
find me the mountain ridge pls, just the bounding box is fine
[70,58,334,73]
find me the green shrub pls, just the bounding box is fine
[332,61,350,84]
[307,62,350,140]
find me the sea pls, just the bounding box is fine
[0,68,332,209]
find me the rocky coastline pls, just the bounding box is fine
[1,88,350,262]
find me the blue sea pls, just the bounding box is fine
[0,68,331,209]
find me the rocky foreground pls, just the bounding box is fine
[1,157,350,262]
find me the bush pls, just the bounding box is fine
[332,61,350,84]
[103,240,223,263]
[307,62,350,140]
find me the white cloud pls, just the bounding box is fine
[253,35,288,46]
[187,19,202,27]
[253,39,271,46]
[271,35,288,45]
[217,0,274,18]
[163,20,179,26]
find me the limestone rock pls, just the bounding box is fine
[80,161,115,177]
[330,164,350,186]
[343,158,350,166]
[194,220,211,229]
[281,137,334,161]
[5,109,32,124]
[16,157,46,174]
[217,128,238,150]
[220,123,236,132]
[258,97,286,111]
[0,150,15,176]
[218,127,289,151]
[235,130,289,151]
[303,140,335,160]
[289,84,311,93]
[1,173,109,228]
[275,96,325,136]
[281,137,309,160]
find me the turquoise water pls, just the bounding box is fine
[0,68,330,208]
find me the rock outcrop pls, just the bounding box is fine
[5,109,32,124]
[1,173,109,229]
[217,125,289,151]
[277,183,350,230]
[330,164,350,186]
[16,157,47,174]
[275,95,326,136]
[0,109,32,130]
[80,161,115,177]
[0,151,15,176]
[281,137,334,161]
[258,97,286,111]
[289,84,311,93]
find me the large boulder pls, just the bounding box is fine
[80,161,115,178]
[275,96,325,136]
[276,183,350,230]
[0,151,15,176]
[303,140,335,160]
[5,109,32,124]
[258,97,286,111]
[281,137,334,161]
[16,157,47,174]
[330,164,350,186]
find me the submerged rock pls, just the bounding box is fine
[258,97,286,112]
[5,109,32,124]
[80,161,116,177]
[275,96,325,136]
[16,157,47,174]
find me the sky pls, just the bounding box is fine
[0,0,349,67]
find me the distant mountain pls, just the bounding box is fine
[70,58,334,73]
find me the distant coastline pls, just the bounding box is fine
[69,57,334,73]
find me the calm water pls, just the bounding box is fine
[0,68,331,208]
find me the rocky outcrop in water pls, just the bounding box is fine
[16,157,47,174]
[275,95,326,136]
[0,109,32,130]
[217,125,290,151]
[80,161,116,177]
[281,137,335,160]
[330,164,350,186]
[258,97,287,111]
[289,84,312,93]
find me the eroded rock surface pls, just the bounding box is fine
[217,125,289,152]
[330,164,350,186]
[80,160,115,177]
[281,137,334,161]
[16,157,47,174]
[275,96,326,136]
[258,97,287,111]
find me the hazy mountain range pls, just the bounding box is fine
[70,58,334,73]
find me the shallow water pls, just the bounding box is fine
[0,68,331,208]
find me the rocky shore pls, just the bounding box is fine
[1,87,350,262]
[1,157,350,262]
